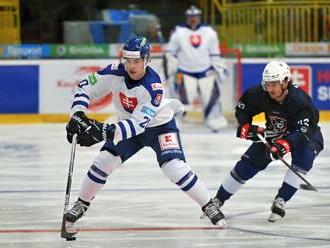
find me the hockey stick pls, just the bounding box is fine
[61,133,78,240]
[256,133,317,192]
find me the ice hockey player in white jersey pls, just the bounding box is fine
[165,5,228,131]
[64,36,225,237]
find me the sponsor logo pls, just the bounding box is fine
[290,66,311,95]
[88,73,98,85]
[110,63,119,70]
[151,83,163,91]
[141,106,156,117]
[53,44,108,57]
[153,94,162,106]
[76,67,112,111]
[158,133,180,151]
[56,66,112,111]
[160,149,183,156]
[119,92,138,113]
[317,70,330,83]
[6,45,44,58]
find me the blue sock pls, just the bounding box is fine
[277,182,298,202]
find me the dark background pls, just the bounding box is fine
[20,0,199,43]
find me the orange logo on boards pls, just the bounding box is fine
[290,66,311,96]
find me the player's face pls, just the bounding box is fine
[124,58,146,80]
[265,80,287,100]
[186,15,201,29]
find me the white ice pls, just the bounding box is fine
[0,121,329,247]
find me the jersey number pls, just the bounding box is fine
[297,118,309,127]
[139,116,151,128]
[78,79,88,88]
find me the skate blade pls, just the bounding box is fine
[66,221,80,233]
[61,222,79,240]
[200,212,207,219]
[215,218,227,228]
[200,214,227,228]
[268,213,282,222]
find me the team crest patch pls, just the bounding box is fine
[269,115,288,134]
[119,92,138,113]
[151,83,163,91]
[158,133,180,151]
[190,34,202,48]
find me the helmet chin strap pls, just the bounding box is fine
[143,57,150,69]
[277,80,288,100]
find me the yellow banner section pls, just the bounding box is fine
[252,111,330,123]
[0,113,112,124]
[0,0,20,44]
[0,112,329,124]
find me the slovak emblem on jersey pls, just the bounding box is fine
[158,133,180,151]
[190,34,202,48]
[119,92,138,113]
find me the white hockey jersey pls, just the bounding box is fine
[166,24,222,73]
[70,63,184,145]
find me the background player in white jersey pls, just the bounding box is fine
[65,36,225,235]
[165,5,228,131]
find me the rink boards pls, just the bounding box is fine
[0,58,329,123]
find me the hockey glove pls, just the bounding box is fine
[237,123,265,141]
[77,120,115,147]
[269,139,291,160]
[66,111,91,143]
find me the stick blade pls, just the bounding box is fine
[300,183,317,191]
[61,214,78,240]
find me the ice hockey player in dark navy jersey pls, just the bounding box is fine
[64,36,225,238]
[213,61,324,222]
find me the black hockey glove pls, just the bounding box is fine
[269,139,291,160]
[236,123,265,141]
[77,120,116,147]
[66,111,91,143]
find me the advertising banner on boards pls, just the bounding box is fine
[241,60,330,110]
[39,60,115,114]
[0,65,39,113]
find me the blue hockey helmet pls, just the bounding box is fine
[122,36,151,61]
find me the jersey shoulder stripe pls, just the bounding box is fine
[71,100,88,108]
[141,67,163,107]
[97,63,125,77]
[74,93,89,99]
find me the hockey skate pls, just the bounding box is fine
[268,197,285,222]
[200,197,223,219]
[66,200,89,223]
[61,200,89,240]
[202,199,226,226]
